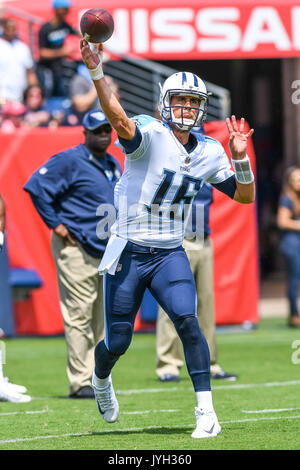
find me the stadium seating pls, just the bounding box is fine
[9,267,42,301]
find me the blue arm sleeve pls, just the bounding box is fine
[118,126,142,154]
[28,193,61,229]
[212,175,236,199]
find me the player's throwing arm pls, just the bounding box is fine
[80,40,136,141]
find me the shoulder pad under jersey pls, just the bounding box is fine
[131,114,157,129]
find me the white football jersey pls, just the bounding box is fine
[112,115,234,248]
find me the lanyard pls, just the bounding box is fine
[88,154,114,181]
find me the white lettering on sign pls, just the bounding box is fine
[292,7,300,49]
[106,9,130,54]
[132,9,149,53]
[151,9,195,53]
[242,7,291,51]
[196,8,241,52]
[101,6,299,57]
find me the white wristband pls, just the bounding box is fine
[0,231,4,250]
[85,40,104,81]
[232,155,254,184]
[88,62,104,81]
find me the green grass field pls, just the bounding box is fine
[0,317,300,451]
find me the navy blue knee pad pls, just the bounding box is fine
[174,315,203,345]
[108,321,133,356]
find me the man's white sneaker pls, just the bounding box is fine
[191,407,221,438]
[92,372,119,423]
[0,381,31,403]
[2,377,27,394]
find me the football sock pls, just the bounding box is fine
[93,373,110,388]
[196,390,214,412]
[173,315,211,392]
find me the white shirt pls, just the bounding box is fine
[112,115,234,248]
[0,38,34,102]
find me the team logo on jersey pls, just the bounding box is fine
[180,166,191,172]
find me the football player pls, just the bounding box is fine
[80,40,255,438]
[0,193,31,402]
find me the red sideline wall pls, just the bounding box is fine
[0,122,259,335]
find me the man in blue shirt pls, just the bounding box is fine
[24,109,121,398]
[156,183,238,382]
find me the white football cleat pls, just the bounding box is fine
[3,377,27,394]
[0,381,31,403]
[92,372,119,423]
[191,407,221,438]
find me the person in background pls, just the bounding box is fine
[0,193,5,253]
[67,63,99,124]
[0,17,38,104]
[156,183,238,382]
[277,166,300,328]
[23,84,52,128]
[0,101,26,133]
[0,193,31,403]
[67,71,120,126]
[37,0,79,98]
[24,110,121,398]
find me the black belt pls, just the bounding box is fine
[125,241,181,254]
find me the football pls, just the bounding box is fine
[80,8,114,43]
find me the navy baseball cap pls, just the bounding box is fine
[82,110,111,131]
[52,0,72,9]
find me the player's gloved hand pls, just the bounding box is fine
[0,231,4,252]
[80,39,104,80]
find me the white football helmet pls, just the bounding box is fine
[158,72,209,130]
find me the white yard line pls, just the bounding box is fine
[1,414,300,445]
[115,380,300,395]
[221,415,300,424]
[31,379,300,401]
[0,408,51,417]
[242,407,300,414]
[122,409,178,415]
[1,379,299,445]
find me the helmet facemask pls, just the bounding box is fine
[158,72,209,131]
[160,90,207,131]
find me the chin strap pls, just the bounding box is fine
[232,155,254,184]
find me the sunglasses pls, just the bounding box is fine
[90,125,112,135]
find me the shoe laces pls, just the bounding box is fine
[94,382,115,411]
[195,407,215,428]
